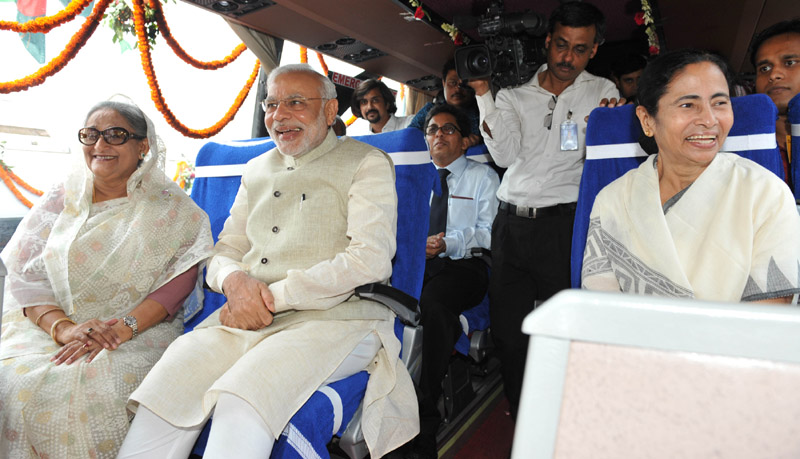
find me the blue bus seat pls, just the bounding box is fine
[789,92,800,203]
[451,143,495,363]
[571,93,782,288]
[187,128,437,458]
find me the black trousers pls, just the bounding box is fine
[417,256,489,435]
[489,205,575,419]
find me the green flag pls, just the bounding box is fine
[17,10,45,64]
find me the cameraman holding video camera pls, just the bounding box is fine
[468,1,619,420]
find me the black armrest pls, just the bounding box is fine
[355,283,420,326]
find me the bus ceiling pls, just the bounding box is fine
[178,0,800,85]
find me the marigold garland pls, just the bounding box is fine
[315,51,329,76]
[5,165,43,195]
[0,164,40,208]
[133,0,259,138]
[299,46,308,63]
[0,0,112,94]
[0,0,93,33]
[148,0,246,69]
[345,115,357,127]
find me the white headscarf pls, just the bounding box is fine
[2,98,213,317]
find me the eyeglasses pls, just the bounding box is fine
[78,127,146,146]
[426,123,461,136]
[543,96,557,130]
[261,97,329,114]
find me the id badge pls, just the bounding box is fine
[560,110,578,151]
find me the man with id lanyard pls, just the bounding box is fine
[467,1,619,421]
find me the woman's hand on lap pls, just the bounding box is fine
[55,318,120,351]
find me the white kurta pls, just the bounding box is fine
[129,131,418,458]
[582,153,800,302]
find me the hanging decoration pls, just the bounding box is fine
[315,51,328,76]
[637,0,660,55]
[0,0,113,94]
[0,0,93,33]
[1,0,256,137]
[408,0,428,21]
[104,0,165,52]
[1,160,44,208]
[132,0,259,138]
[148,0,245,69]
[172,160,195,191]
[440,22,465,46]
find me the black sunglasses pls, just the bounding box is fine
[78,127,146,146]
[543,96,557,130]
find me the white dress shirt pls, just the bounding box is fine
[433,155,500,259]
[477,64,618,208]
[368,114,413,134]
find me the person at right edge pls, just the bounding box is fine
[467,1,619,421]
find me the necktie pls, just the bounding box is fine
[429,168,450,236]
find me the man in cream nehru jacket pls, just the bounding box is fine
[119,64,417,459]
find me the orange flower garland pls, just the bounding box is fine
[0,0,112,94]
[315,51,329,75]
[0,0,93,33]
[345,115,357,127]
[299,46,308,63]
[133,0,259,138]
[5,165,43,196]
[0,163,42,208]
[147,0,246,70]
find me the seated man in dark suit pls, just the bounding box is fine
[409,104,500,458]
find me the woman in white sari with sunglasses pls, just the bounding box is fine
[582,49,800,302]
[0,100,213,458]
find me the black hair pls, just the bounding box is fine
[332,116,346,136]
[637,48,732,118]
[424,103,472,138]
[749,19,800,67]
[350,79,397,118]
[612,53,648,79]
[441,58,456,84]
[84,101,148,138]
[636,49,733,154]
[548,1,606,44]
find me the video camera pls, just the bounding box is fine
[454,2,547,89]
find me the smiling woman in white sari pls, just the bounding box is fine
[582,49,800,302]
[0,100,213,458]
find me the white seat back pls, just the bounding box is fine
[513,290,800,458]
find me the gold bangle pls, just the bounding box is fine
[50,317,76,345]
[34,308,62,327]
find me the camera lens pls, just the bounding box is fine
[468,51,491,75]
[454,44,493,80]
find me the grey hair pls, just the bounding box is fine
[84,101,148,137]
[267,63,337,99]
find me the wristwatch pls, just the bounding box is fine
[123,315,139,338]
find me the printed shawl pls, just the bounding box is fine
[582,153,800,302]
